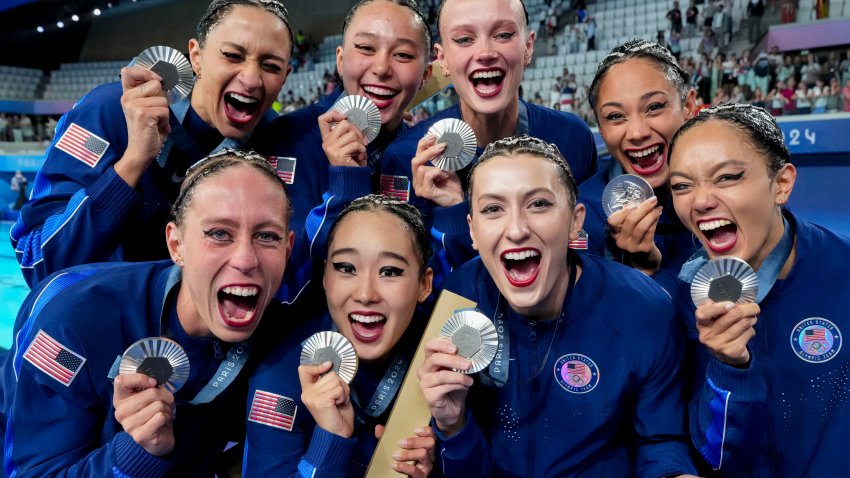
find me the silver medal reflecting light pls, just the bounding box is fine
[426,119,477,171]
[300,331,359,384]
[690,258,759,306]
[601,174,655,217]
[132,46,194,104]
[119,337,190,393]
[439,310,498,374]
[331,95,381,144]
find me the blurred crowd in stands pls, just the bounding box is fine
[1,0,849,143]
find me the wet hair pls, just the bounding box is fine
[170,148,291,225]
[196,0,294,52]
[327,194,433,274]
[436,0,530,32]
[342,0,431,54]
[669,103,791,179]
[589,39,690,110]
[468,135,578,208]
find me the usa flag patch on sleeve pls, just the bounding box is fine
[23,330,86,386]
[267,156,297,185]
[55,123,110,167]
[380,174,410,202]
[248,389,297,431]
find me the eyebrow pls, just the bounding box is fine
[600,90,669,109]
[670,159,749,180]
[221,41,287,63]
[447,19,519,35]
[329,248,411,265]
[475,187,556,203]
[352,32,421,50]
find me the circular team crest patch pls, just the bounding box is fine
[554,353,599,394]
[790,318,842,363]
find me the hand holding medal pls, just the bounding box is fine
[690,258,762,367]
[298,332,358,438]
[319,95,381,166]
[114,337,190,456]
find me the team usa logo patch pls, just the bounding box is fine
[55,123,110,167]
[568,229,589,250]
[23,330,86,386]
[248,389,297,431]
[790,318,842,363]
[554,353,599,394]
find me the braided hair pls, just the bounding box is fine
[196,0,294,52]
[589,38,690,110]
[343,0,431,53]
[328,194,433,274]
[669,103,791,179]
[468,134,578,208]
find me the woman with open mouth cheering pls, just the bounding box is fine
[251,0,433,304]
[417,135,697,477]
[244,195,436,477]
[578,39,699,284]
[669,104,850,476]
[380,0,597,282]
[0,150,294,476]
[12,0,293,288]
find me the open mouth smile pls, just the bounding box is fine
[500,248,541,287]
[217,285,260,328]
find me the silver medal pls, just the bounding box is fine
[119,337,190,393]
[439,310,499,374]
[426,119,477,171]
[601,174,655,217]
[300,331,359,384]
[690,257,759,306]
[331,95,381,144]
[132,46,194,104]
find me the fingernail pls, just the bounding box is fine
[725,302,736,310]
[414,427,426,434]
[149,377,157,386]
[391,463,399,470]
[392,452,403,460]
[397,439,408,447]
[436,142,447,150]
[648,196,658,203]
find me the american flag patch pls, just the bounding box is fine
[568,229,589,250]
[805,328,827,342]
[380,174,410,202]
[23,330,86,386]
[248,389,297,431]
[55,123,110,167]
[267,156,297,185]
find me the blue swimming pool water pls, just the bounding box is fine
[1,222,27,350]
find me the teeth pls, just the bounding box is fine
[627,145,660,158]
[225,309,255,323]
[223,286,258,297]
[363,85,396,96]
[503,250,540,261]
[699,219,733,231]
[351,313,386,324]
[228,92,258,104]
[472,70,503,79]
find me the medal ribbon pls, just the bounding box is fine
[188,340,251,405]
[484,259,577,387]
[359,355,409,418]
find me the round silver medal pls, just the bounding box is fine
[119,337,191,393]
[439,310,499,374]
[690,257,759,306]
[132,46,194,104]
[331,95,381,144]
[601,174,655,217]
[426,119,477,171]
[300,331,359,384]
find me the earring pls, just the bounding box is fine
[441,68,450,77]
[175,258,184,266]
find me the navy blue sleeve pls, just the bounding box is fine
[10,84,140,288]
[433,413,493,478]
[4,293,171,477]
[631,298,698,478]
[243,336,357,477]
